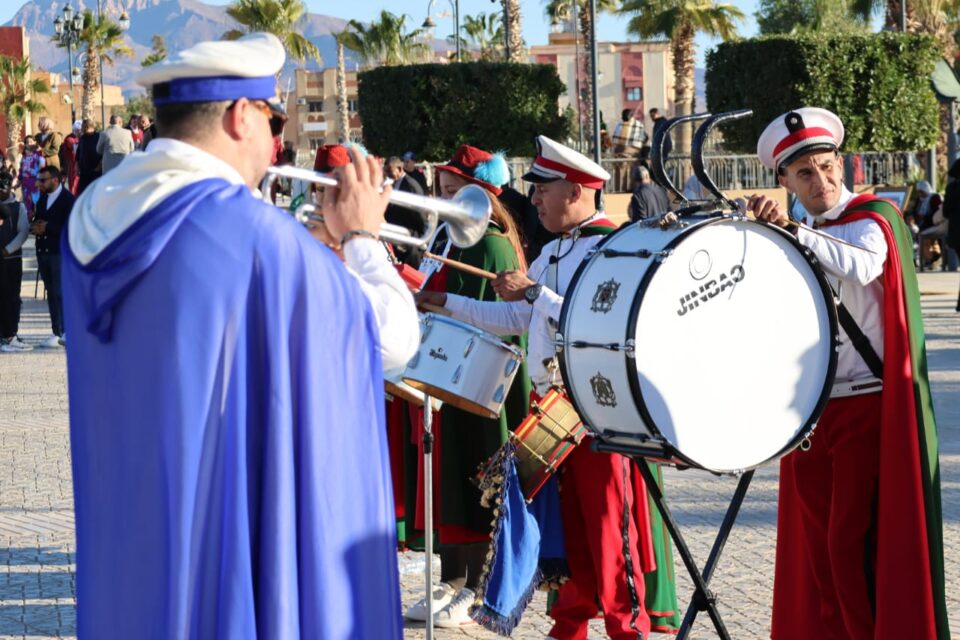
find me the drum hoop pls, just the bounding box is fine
[422,312,525,357]
[560,216,839,471]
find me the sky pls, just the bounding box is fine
[0,0,762,65]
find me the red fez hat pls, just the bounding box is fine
[436,145,509,196]
[313,145,352,173]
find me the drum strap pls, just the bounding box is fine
[836,301,884,380]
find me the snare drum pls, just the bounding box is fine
[403,313,524,419]
[384,369,442,411]
[510,389,588,501]
[558,217,838,473]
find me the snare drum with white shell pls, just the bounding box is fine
[558,216,838,473]
[403,313,524,420]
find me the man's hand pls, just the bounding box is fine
[321,148,390,243]
[1,249,9,258]
[492,270,536,302]
[415,290,447,309]
[30,220,46,235]
[746,194,789,227]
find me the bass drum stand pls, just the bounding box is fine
[603,107,757,639]
[594,438,754,640]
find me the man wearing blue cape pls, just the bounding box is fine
[62,33,420,639]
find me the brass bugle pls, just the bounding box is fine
[261,165,491,250]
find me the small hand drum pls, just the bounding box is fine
[478,389,588,502]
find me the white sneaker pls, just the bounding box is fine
[433,587,477,628]
[405,582,456,621]
[1,338,32,352]
[39,335,61,349]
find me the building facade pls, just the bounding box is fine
[529,28,674,145]
[285,67,361,153]
[32,70,125,134]
[0,26,30,149]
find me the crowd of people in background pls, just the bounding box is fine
[0,113,153,353]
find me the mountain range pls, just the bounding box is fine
[5,0,706,106]
[4,0,378,94]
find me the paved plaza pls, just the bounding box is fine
[0,240,957,639]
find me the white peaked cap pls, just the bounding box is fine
[136,33,285,106]
[523,135,611,189]
[757,107,844,171]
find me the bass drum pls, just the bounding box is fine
[558,216,838,473]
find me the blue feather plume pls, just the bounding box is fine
[473,151,510,189]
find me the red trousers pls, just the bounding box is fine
[774,393,881,640]
[549,442,650,640]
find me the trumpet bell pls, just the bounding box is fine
[447,184,492,248]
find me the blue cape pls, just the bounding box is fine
[63,179,402,639]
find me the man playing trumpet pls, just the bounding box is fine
[62,33,418,639]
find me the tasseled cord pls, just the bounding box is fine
[469,442,542,636]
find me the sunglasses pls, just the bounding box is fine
[228,99,287,136]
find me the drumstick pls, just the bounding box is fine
[781,219,878,254]
[736,198,877,255]
[424,252,497,281]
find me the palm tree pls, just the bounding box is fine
[620,0,744,153]
[459,12,505,61]
[141,34,167,68]
[544,0,620,155]
[223,0,321,64]
[51,10,132,122]
[502,0,524,62]
[333,30,351,142]
[0,55,48,165]
[340,11,430,67]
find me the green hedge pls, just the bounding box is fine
[705,33,940,153]
[357,62,569,160]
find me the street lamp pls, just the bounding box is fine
[96,0,131,128]
[423,0,460,63]
[53,4,84,125]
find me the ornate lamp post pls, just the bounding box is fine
[423,0,460,62]
[96,0,131,127]
[53,4,85,125]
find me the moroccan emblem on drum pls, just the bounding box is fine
[590,372,617,407]
[590,279,621,313]
[689,249,712,280]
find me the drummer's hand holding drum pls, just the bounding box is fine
[491,270,536,302]
[746,193,789,227]
[319,147,391,246]
[415,290,448,309]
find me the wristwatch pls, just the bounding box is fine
[524,284,543,305]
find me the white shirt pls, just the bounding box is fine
[342,238,419,371]
[796,187,888,383]
[444,214,609,393]
[46,184,63,209]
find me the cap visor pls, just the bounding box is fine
[779,143,838,171]
[522,170,560,184]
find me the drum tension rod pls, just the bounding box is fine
[569,340,633,353]
[589,248,671,259]
[542,414,582,444]
[509,433,556,469]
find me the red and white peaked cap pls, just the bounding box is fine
[757,107,844,172]
[523,135,610,189]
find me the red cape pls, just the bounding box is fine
[771,195,948,639]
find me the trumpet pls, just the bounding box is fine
[261,165,492,249]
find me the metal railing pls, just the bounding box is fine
[289,150,923,196]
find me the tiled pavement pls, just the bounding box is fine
[0,240,958,639]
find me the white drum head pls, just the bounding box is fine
[632,220,834,472]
